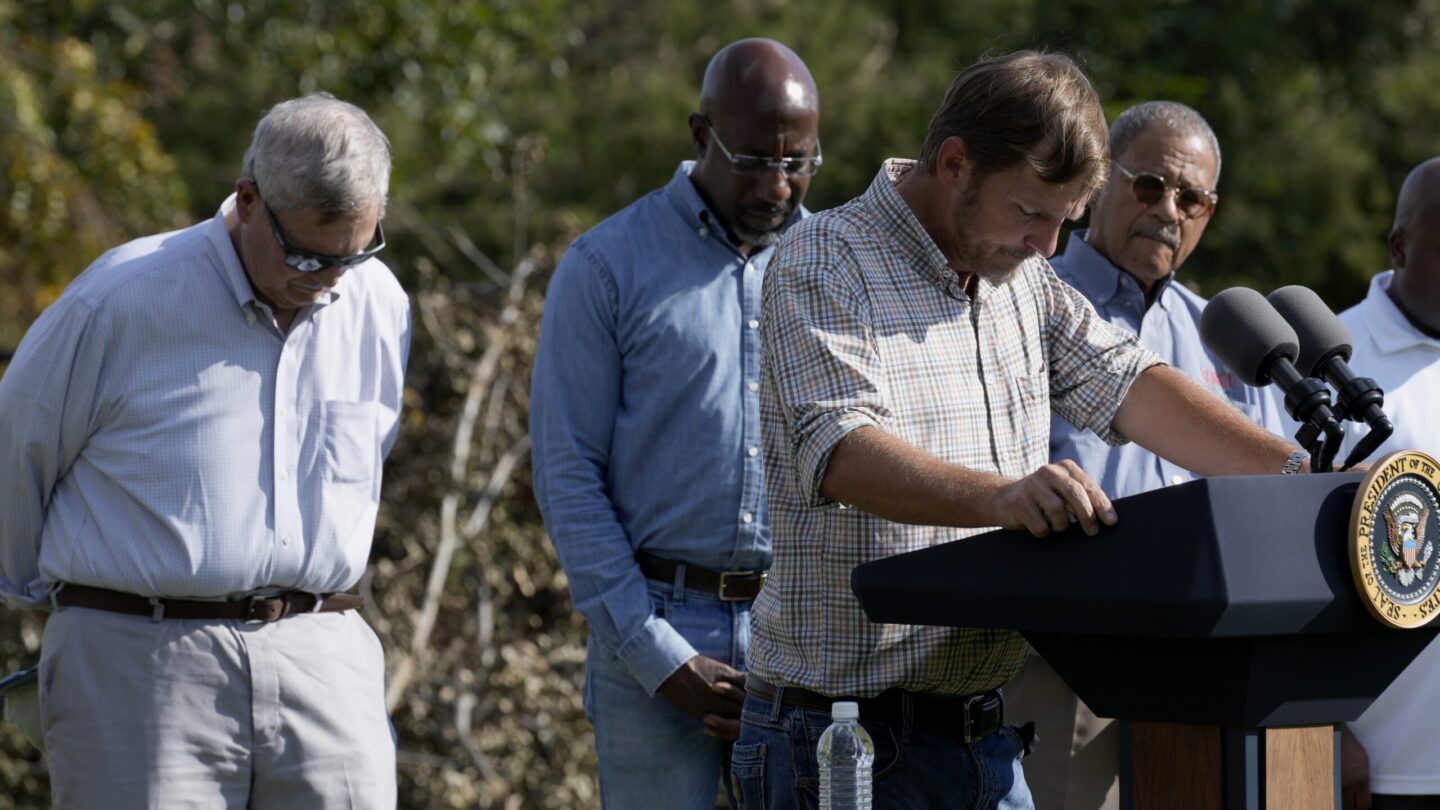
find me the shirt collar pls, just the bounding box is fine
[663,160,809,247]
[206,194,340,316]
[207,195,262,313]
[1058,229,1176,312]
[866,159,958,296]
[1361,270,1440,354]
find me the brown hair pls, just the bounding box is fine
[917,51,1109,195]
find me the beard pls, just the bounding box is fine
[952,192,1035,282]
[732,222,783,248]
[731,202,793,248]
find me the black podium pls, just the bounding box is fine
[852,473,1438,810]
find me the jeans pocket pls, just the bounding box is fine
[730,742,767,810]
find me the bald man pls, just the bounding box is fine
[530,38,820,808]
[1336,157,1440,810]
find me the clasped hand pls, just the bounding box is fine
[657,654,747,741]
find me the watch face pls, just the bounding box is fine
[1350,450,1440,629]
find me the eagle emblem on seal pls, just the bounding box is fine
[1382,493,1433,587]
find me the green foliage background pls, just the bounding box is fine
[1,0,1438,806]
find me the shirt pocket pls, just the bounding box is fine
[1010,371,1051,449]
[317,400,377,486]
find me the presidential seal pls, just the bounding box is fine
[1351,450,1440,629]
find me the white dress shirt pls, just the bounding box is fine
[1338,270,1440,796]
[0,196,410,607]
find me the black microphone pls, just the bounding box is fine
[1267,285,1393,468]
[1200,287,1344,469]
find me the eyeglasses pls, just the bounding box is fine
[1112,162,1217,219]
[253,182,386,273]
[704,119,822,177]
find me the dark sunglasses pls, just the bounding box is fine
[252,182,386,273]
[1112,163,1217,219]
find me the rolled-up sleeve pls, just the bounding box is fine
[0,298,109,608]
[530,242,695,693]
[1041,264,1164,445]
[762,236,891,509]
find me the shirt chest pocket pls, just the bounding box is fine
[1009,371,1051,448]
[316,400,377,486]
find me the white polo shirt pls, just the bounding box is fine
[1340,269,1440,796]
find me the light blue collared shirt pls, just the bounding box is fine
[1049,230,1285,497]
[0,196,411,608]
[530,162,802,692]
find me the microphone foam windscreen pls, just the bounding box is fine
[1267,285,1353,376]
[1200,287,1300,386]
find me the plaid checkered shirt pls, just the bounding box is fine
[749,160,1163,697]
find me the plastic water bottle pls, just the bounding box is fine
[818,701,874,809]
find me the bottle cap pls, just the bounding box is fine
[831,701,859,721]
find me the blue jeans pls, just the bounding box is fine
[585,578,751,809]
[730,689,1035,809]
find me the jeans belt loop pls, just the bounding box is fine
[671,563,687,606]
[769,685,786,723]
[147,596,165,623]
[309,592,326,613]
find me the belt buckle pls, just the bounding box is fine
[961,692,988,743]
[718,571,763,601]
[243,595,286,624]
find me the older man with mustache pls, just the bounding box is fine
[1005,100,1286,810]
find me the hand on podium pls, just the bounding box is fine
[995,460,1118,538]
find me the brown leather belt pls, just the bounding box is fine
[636,553,766,601]
[55,584,364,623]
[745,674,1006,743]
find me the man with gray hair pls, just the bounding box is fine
[1006,100,1284,809]
[0,93,409,807]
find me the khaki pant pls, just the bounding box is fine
[41,605,396,809]
[1006,652,1120,810]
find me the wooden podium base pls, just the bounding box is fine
[1121,722,1338,810]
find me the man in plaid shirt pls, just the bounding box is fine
[729,51,1311,809]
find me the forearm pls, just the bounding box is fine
[1114,365,1300,476]
[536,490,698,691]
[818,426,1011,527]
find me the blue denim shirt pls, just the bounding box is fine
[531,162,800,692]
[1049,230,1285,497]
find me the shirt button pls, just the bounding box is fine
[748,319,759,330]
[282,535,292,546]
[279,405,288,417]
[698,227,709,239]
[745,262,755,272]
[245,312,257,325]
[1171,475,1185,485]
[748,446,759,457]
[742,512,754,524]
[280,471,290,482]
[748,381,759,392]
